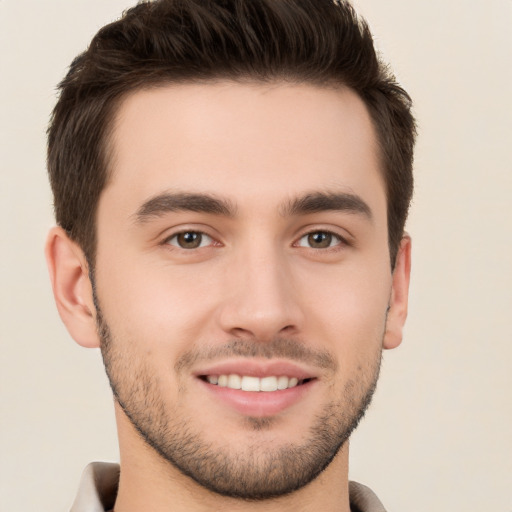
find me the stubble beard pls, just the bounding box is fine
[96,305,383,500]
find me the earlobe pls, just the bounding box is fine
[382,235,412,350]
[45,227,100,348]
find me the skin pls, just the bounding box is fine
[46,82,411,512]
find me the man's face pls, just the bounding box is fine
[93,82,403,498]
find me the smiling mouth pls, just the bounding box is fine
[200,374,314,392]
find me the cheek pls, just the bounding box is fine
[94,255,219,351]
[300,260,391,349]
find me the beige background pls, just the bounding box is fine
[1,0,511,510]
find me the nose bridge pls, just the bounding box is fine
[218,235,302,339]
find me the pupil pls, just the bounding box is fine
[179,232,201,248]
[308,232,331,248]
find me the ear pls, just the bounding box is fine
[45,227,100,348]
[383,235,412,350]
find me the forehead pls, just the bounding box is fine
[103,81,385,219]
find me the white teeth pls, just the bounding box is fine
[227,374,242,389]
[205,374,305,392]
[260,376,278,392]
[241,376,260,392]
[277,376,289,390]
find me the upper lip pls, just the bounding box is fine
[193,358,317,380]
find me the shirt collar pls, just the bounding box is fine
[70,461,386,512]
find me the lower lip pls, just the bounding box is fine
[198,378,316,417]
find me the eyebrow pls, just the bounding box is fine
[134,192,236,223]
[281,191,373,220]
[133,190,372,224]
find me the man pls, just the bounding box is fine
[45,0,415,510]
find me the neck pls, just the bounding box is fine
[113,405,351,512]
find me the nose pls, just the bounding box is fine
[217,244,304,341]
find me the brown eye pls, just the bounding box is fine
[167,231,212,249]
[308,232,332,248]
[297,231,341,249]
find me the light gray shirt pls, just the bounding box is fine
[70,462,387,512]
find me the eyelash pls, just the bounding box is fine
[295,230,348,250]
[164,231,216,250]
[163,229,348,251]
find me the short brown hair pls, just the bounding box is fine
[47,0,416,267]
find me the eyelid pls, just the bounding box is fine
[161,227,221,249]
[167,232,213,248]
[294,227,351,248]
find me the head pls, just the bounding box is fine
[46,0,415,503]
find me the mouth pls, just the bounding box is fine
[199,374,314,392]
[194,360,318,417]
